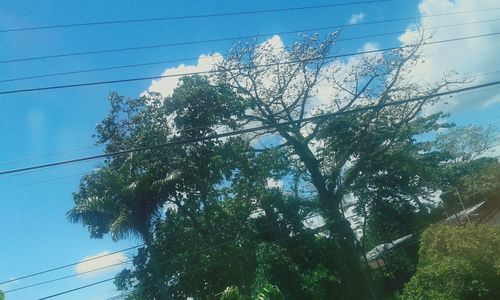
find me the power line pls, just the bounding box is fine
[32,211,328,299]
[0,145,101,166]
[36,277,116,300]
[2,75,498,187]
[104,246,336,300]
[0,245,143,286]
[1,177,372,296]
[35,250,247,300]
[2,17,499,84]
[103,211,436,300]
[1,79,499,177]
[0,150,214,286]
[1,7,498,65]
[2,80,500,189]
[1,68,499,170]
[3,260,133,294]
[2,86,495,294]
[2,167,480,297]
[7,77,498,183]
[12,209,322,297]
[0,0,394,33]
[1,31,499,96]
[2,149,306,289]
[0,170,90,192]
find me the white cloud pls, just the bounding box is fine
[398,0,500,112]
[144,35,285,99]
[348,13,365,25]
[75,251,128,278]
[258,35,284,50]
[266,178,283,189]
[144,53,223,97]
[0,278,20,291]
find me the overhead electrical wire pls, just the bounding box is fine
[0,144,227,191]
[1,79,500,189]
[0,0,394,33]
[2,17,499,84]
[1,68,499,170]
[33,209,435,299]
[0,170,90,192]
[1,79,500,177]
[35,277,116,300]
[0,31,499,97]
[32,211,329,299]
[1,149,310,288]
[1,83,495,295]
[0,145,101,166]
[107,239,357,300]
[0,1,495,297]
[0,150,211,286]
[1,7,499,65]
[0,245,143,286]
[3,260,134,294]
[9,210,326,296]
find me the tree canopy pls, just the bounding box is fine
[67,34,481,299]
[401,225,500,300]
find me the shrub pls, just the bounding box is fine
[401,224,500,300]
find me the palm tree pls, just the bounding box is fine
[68,167,166,241]
[68,165,178,300]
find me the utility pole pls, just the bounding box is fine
[455,188,471,224]
[441,199,450,219]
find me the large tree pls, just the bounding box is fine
[215,33,460,292]
[69,34,463,299]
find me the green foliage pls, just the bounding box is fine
[67,35,471,299]
[251,243,301,299]
[300,265,339,299]
[255,283,283,300]
[401,225,500,300]
[220,286,246,300]
[454,159,500,208]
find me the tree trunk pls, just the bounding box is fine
[285,137,377,299]
[144,234,171,300]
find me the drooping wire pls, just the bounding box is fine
[1,17,499,83]
[1,7,498,65]
[0,1,395,33]
[1,78,500,176]
[1,31,499,96]
[28,210,328,298]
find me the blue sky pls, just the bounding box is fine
[0,0,499,299]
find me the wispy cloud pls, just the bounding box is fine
[0,278,20,291]
[348,13,365,25]
[75,251,128,278]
